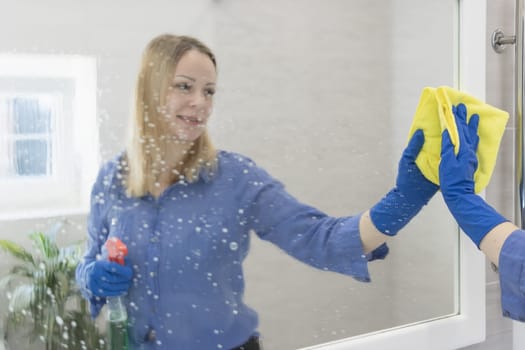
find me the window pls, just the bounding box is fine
[0,55,98,219]
[0,95,57,177]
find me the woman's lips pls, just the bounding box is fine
[177,115,203,126]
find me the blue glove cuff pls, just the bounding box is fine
[366,242,389,261]
[89,295,107,319]
[370,188,424,236]
[445,193,508,247]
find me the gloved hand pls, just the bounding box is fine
[85,260,133,297]
[439,103,508,247]
[370,129,439,235]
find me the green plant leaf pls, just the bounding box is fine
[0,240,34,264]
[0,274,19,292]
[9,264,34,278]
[30,232,59,259]
[8,284,34,313]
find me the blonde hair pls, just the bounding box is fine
[125,34,218,197]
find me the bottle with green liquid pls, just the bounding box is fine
[105,237,130,350]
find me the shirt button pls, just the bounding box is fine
[146,329,156,342]
[150,272,155,277]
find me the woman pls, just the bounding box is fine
[76,33,438,349]
[439,103,525,322]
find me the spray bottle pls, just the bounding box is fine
[105,237,130,350]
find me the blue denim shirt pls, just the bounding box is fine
[76,150,385,349]
[499,229,525,322]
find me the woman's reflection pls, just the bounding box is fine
[75,33,438,350]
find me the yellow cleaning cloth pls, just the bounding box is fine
[407,86,509,193]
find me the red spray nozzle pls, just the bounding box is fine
[105,237,128,265]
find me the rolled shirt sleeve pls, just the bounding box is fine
[498,229,525,321]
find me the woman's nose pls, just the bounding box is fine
[189,91,207,107]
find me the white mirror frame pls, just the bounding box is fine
[304,0,487,349]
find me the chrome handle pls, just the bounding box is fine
[492,28,516,53]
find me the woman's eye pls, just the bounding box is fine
[205,88,215,97]
[175,83,190,92]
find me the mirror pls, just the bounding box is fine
[0,0,460,349]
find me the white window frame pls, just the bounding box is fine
[301,0,488,349]
[0,54,98,219]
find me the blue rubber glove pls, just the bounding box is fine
[439,103,508,247]
[85,260,133,297]
[370,129,439,235]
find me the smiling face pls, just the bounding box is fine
[162,49,217,143]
